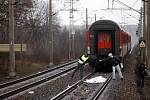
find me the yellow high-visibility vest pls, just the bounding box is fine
[78,55,89,64]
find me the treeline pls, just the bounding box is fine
[0,0,87,65]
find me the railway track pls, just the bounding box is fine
[51,73,112,100]
[51,73,93,100]
[89,74,112,100]
[0,60,77,99]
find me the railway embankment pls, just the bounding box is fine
[98,46,150,100]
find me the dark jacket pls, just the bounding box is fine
[89,55,99,67]
[138,63,147,77]
[109,56,121,66]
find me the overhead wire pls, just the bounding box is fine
[132,0,139,7]
[109,0,140,25]
[52,0,140,25]
[114,0,141,14]
[52,1,78,16]
[56,0,62,10]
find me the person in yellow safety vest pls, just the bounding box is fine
[72,54,89,80]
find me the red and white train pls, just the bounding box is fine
[87,20,131,70]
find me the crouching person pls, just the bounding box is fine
[72,54,89,80]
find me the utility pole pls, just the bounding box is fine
[69,0,75,60]
[86,8,88,32]
[142,0,146,62]
[95,14,97,21]
[145,0,150,67]
[62,0,79,60]
[9,0,16,76]
[49,0,53,65]
[86,8,90,54]
[139,5,144,62]
[108,0,110,8]
[68,0,72,60]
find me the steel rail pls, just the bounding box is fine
[0,60,77,89]
[51,73,93,100]
[0,61,77,99]
[89,74,112,100]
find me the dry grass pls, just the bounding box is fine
[15,61,48,76]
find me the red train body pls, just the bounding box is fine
[88,20,131,70]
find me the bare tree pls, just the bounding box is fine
[0,0,87,75]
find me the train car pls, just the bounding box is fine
[87,20,131,71]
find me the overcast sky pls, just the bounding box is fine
[51,0,142,26]
[42,0,142,25]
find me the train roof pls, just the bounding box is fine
[89,20,121,32]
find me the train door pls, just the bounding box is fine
[96,31,112,56]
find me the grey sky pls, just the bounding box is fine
[52,0,142,26]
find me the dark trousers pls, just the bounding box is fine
[137,75,145,88]
[72,63,83,80]
[89,61,98,73]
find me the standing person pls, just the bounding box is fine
[71,54,89,80]
[137,62,147,88]
[108,53,123,80]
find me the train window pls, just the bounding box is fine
[98,32,103,42]
[106,32,111,42]
[98,32,112,42]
